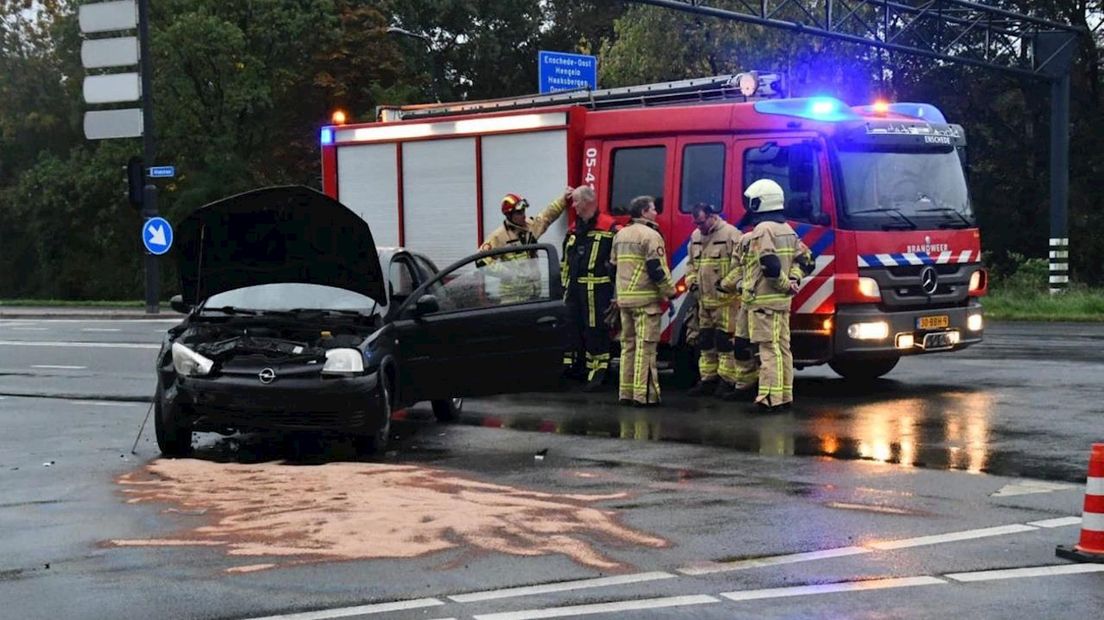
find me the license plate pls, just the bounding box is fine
[922,332,955,350]
[916,315,949,330]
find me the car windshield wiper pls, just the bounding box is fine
[201,306,258,315]
[915,207,973,229]
[850,207,918,230]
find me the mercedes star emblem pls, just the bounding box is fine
[920,266,938,295]
[258,368,276,384]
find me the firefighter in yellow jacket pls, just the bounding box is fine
[685,203,757,398]
[720,180,814,410]
[611,195,675,407]
[477,190,569,303]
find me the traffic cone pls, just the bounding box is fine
[1056,443,1104,563]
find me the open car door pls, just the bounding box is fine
[392,244,569,403]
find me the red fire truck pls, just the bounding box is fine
[320,74,986,382]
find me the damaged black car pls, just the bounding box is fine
[156,186,568,456]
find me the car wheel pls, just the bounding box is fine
[431,397,463,423]
[828,357,900,382]
[354,374,392,455]
[154,381,192,457]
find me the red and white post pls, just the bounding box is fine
[1057,443,1104,563]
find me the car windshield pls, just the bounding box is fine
[836,149,975,231]
[202,283,379,315]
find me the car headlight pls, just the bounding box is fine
[171,342,214,376]
[322,348,365,375]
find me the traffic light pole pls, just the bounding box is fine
[137,0,159,313]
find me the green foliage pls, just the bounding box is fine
[984,288,1104,322]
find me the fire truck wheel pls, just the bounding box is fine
[828,357,900,382]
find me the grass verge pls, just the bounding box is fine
[983,287,1104,322]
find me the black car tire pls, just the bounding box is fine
[154,381,192,457]
[829,357,900,382]
[431,398,463,423]
[354,374,392,455]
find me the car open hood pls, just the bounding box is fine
[176,186,384,306]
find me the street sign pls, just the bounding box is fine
[81,36,139,69]
[79,0,137,34]
[147,166,175,178]
[538,51,597,94]
[142,216,173,255]
[84,108,143,139]
[83,72,141,104]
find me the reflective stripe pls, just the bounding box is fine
[1082,512,1104,533]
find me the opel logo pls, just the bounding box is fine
[258,368,276,384]
[920,266,938,295]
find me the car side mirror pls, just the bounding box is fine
[413,294,440,317]
[169,294,191,314]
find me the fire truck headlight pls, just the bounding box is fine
[967,313,983,331]
[968,270,986,292]
[848,321,889,340]
[857,277,881,299]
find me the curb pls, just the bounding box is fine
[0,392,152,403]
[0,309,182,320]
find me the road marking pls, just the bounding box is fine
[11,327,48,331]
[68,400,143,408]
[244,598,444,620]
[1028,516,1083,528]
[0,319,179,324]
[720,576,946,602]
[679,546,871,576]
[946,564,1104,582]
[450,571,676,603]
[472,595,719,620]
[992,480,1076,497]
[0,340,159,350]
[866,524,1038,550]
[31,365,87,370]
[81,328,121,332]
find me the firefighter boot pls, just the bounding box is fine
[583,369,608,393]
[713,381,737,399]
[687,377,719,397]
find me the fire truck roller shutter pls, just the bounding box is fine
[480,130,569,258]
[337,143,400,247]
[402,138,479,266]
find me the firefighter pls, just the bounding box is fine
[720,179,814,410]
[611,195,676,407]
[561,186,619,391]
[477,190,569,302]
[685,203,756,398]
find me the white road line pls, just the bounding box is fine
[0,319,179,324]
[0,340,159,350]
[67,400,143,408]
[450,572,675,603]
[472,595,719,620]
[81,328,121,332]
[867,524,1038,550]
[11,327,48,331]
[720,576,946,602]
[31,365,87,370]
[946,564,1104,582]
[244,598,444,620]
[1028,516,1083,528]
[679,547,870,576]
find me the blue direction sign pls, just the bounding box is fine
[142,216,173,255]
[538,51,597,94]
[147,165,175,178]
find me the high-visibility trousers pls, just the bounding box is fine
[698,303,757,386]
[618,305,662,404]
[563,280,613,381]
[749,306,793,406]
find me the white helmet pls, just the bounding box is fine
[744,179,785,213]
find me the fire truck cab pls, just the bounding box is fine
[321,74,986,383]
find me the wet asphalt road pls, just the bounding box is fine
[0,317,1102,619]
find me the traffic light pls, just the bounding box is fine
[126,156,144,209]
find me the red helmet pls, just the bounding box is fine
[501,193,529,216]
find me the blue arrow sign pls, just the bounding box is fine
[142,216,173,255]
[147,165,175,178]
[538,51,597,94]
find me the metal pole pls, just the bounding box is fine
[138,0,159,313]
[1048,71,1070,294]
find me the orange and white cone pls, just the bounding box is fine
[1057,443,1104,563]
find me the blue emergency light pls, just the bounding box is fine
[320,127,335,145]
[754,97,861,122]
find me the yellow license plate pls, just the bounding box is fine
[917,315,950,330]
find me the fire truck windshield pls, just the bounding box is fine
[836,149,975,231]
